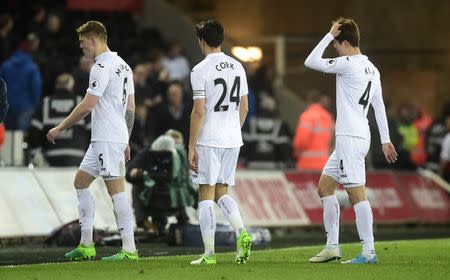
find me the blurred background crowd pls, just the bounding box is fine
[0,0,449,183]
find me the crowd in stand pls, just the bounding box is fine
[0,4,449,182]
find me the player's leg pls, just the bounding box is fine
[340,137,377,264]
[309,151,342,263]
[65,145,98,261]
[215,185,245,237]
[215,147,251,264]
[190,146,220,265]
[190,184,217,265]
[74,170,96,245]
[216,184,251,264]
[101,177,138,260]
[90,142,137,261]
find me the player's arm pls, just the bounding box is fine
[188,67,206,172]
[188,98,205,171]
[126,94,135,139]
[239,94,248,128]
[371,83,398,163]
[304,21,347,74]
[189,99,205,150]
[58,94,98,131]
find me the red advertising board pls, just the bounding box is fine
[396,173,450,222]
[284,172,323,224]
[285,171,437,225]
[232,171,310,226]
[340,172,417,223]
[231,170,449,227]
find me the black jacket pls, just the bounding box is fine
[28,89,90,166]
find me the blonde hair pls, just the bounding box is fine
[76,20,107,42]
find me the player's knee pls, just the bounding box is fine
[346,188,367,205]
[317,185,334,198]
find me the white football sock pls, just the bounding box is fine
[76,188,95,246]
[198,200,216,256]
[354,200,375,257]
[217,194,245,237]
[112,192,136,253]
[321,195,340,248]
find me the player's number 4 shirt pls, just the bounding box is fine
[305,33,391,144]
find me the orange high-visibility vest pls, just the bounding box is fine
[411,112,432,166]
[293,104,334,171]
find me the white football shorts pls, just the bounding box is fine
[192,145,240,187]
[79,141,127,178]
[322,135,370,188]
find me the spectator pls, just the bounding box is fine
[134,63,162,114]
[147,50,169,100]
[154,81,190,143]
[247,61,274,114]
[242,95,294,169]
[395,104,418,170]
[161,42,190,83]
[410,101,432,167]
[0,33,42,131]
[439,113,450,182]
[27,4,46,38]
[425,101,450,172]
[72,56,94,96]
[0,14,14,63]
[293,90,334,171]
[28,73,89,166]
[126,131,196,235]
[41,13,66,96]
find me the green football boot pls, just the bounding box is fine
[235,229,252,264]
[190,254,217,265]
[64,243,96,261]
[101,249,139,261]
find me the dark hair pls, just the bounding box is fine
[333,17,360,47]
[195,19,224,48]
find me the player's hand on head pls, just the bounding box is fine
[188,147,198,173]
[382,142,398,164]
[330,21,342,38]
[46,127,62,144]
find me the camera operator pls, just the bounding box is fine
[126,130,197,235]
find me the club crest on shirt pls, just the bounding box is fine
[91,80,99,89]
[327,59,336,65]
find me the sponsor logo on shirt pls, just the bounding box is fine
[91,80,99,90]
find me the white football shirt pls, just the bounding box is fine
[86,51,134,144]
[191,52,248,148]
[305,33,391,144]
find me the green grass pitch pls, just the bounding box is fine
[1,238,449,280]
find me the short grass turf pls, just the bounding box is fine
[1,238,449,280]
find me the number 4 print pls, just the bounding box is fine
[359,81,371,110]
